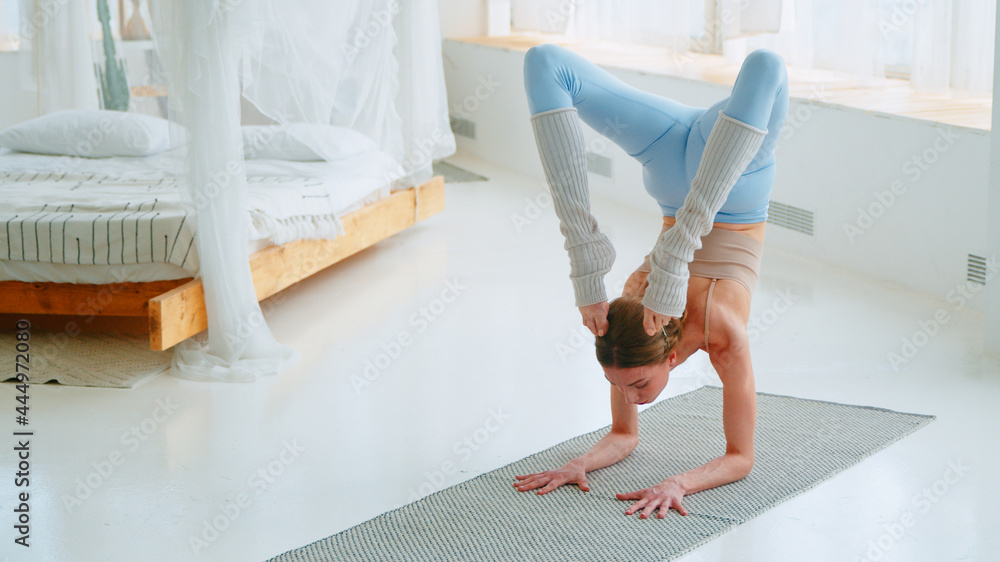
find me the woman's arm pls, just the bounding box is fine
[579,384,640,470]
[661,365,756,495]
[617,327,756,518]
[514,385,639,494]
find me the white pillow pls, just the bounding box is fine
[0,110,172,158]
[242,123,378,161]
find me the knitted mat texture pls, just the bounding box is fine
[270,386,933,562]
[1,330,171,388]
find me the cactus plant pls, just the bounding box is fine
[95,0,131,111]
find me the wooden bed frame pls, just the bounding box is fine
[0,176,445,351]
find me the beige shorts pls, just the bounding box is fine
[636,222,764,348]
[637,223,764,297]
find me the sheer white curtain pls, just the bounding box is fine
[518,0,886,86]
[19,0,99,113]
[726,0,814,69]
[911,0,996,95]
[566,0,691,53]
[235,0,452,185]
[736,0,995,94]
[723,0,885,86]
[910,0,953,93]
[152,2,299,382]
[395,0,456,185]
[236,2,403,162]
[731,0,783,34]
[510,0,691,51]
[519,0,996,94]
[149,0,453,381]
[1,3,18,50]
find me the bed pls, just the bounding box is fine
[6,0,454,378]
[0,147,445,350]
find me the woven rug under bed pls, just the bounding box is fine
[0,330,171,388]
[270,385,933,562]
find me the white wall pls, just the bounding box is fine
[442,39,992,311]
[986,6,1000,358]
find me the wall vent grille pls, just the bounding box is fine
[968,254,988,285]
[767,201,814,236]
[450,116,476,139]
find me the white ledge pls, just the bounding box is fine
[448,33,991,134]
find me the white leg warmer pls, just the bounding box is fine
[530,107,616,306]
[642,112,767,317]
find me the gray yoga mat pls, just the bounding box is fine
[270,386,933,562]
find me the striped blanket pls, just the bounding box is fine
[0,151,395,276]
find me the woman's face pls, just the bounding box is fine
[602,351,677,405]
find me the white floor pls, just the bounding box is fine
[3,153,999,562]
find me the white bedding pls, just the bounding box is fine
[0,148,400,283]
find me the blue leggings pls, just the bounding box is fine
[523,45,789,223]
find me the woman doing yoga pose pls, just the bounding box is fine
[513,44,789,518]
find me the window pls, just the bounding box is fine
[3,0,148,53]
[515,0,995,93]
[878,0,915,78]
[512,0,710,51]
[688,0,715,53]
[1,0,20,52]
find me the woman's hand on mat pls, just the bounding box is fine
[643,307,675,337]
[579,301,609,337]
[616,480,688,518]
[513,459,590,495]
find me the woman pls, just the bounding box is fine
[512,44,788,519]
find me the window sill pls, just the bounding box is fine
[449,33,991,133]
